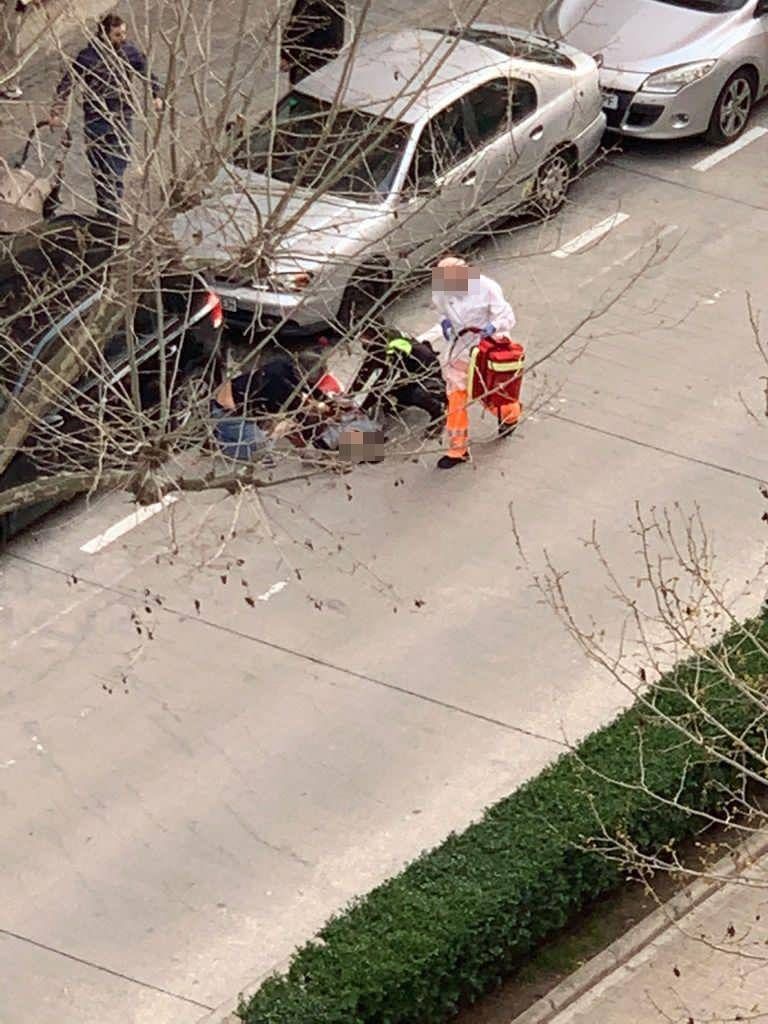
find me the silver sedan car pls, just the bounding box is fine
[173,26,604,335]
[536,0,768,144]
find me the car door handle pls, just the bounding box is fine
[461,172,477,186]
[529,125,544,141]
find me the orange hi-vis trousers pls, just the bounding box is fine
[445,389,521,458]
[446,389,470,458]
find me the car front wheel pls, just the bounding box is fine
[532,152,573,218]
[705,71,754,146]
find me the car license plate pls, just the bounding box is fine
[220,295,237,312]
[602,91,619,111]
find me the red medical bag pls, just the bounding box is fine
[468,337,525,413]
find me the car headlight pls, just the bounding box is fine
[642,60,717,94]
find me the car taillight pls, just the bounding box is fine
[206,291,223,329]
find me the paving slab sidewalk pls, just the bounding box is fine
[513,837,768,1024]
[1,0,114,155]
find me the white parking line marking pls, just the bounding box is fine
[691,127,768,172]
[80,495,179,554]
[595,224,679,278]
[552,213,630,258]
[257,579,289,602]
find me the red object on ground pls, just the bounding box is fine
[468,337,525,413]
[317,372,343,395]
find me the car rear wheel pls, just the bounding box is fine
[531,152,572,218]
[705,71,754,146]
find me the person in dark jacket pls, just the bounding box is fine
[353,328,445,437]
[211,351,329,461]
[281,0,345,84]
[50,13,163,219]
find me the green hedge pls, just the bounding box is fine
[240,618,768,1024]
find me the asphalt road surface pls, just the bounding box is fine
[3,7,768,1024]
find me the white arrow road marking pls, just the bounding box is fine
[552,213,630,258]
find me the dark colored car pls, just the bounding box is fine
[0,216,224,544]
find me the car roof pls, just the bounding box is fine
[299,28,517,124]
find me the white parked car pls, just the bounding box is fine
[173,26,605,335]
[536,0,768,144]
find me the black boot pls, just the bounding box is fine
[498,419,518,438]
[436,454,469,470]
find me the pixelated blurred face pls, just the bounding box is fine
[338,429,385,463]
[431,264,477,293]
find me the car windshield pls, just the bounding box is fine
[232,92,411,202]
[651,0,746,10]
[0,290,105,407]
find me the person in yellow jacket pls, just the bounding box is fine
[429,256,518,470]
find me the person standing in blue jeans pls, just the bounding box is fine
[50,13,163,220]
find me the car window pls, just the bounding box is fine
[1,291,175,406]
[405,75,539,192]
[405,101,476,190]
[509,79,537,123]
[464,78,537,145]
[463,79,511,144]
[74,281,195,389]
[234,92,410,201]
[0,291,103,400]
[103,333,128,368]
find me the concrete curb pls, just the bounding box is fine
[195,954,294,1024]
[196,833,768,1024]
[510,831,768,1024]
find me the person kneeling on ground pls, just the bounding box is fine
[211,350,327,462]
[354,325,445,437]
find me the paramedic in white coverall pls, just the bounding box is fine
[428,256,518,469]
